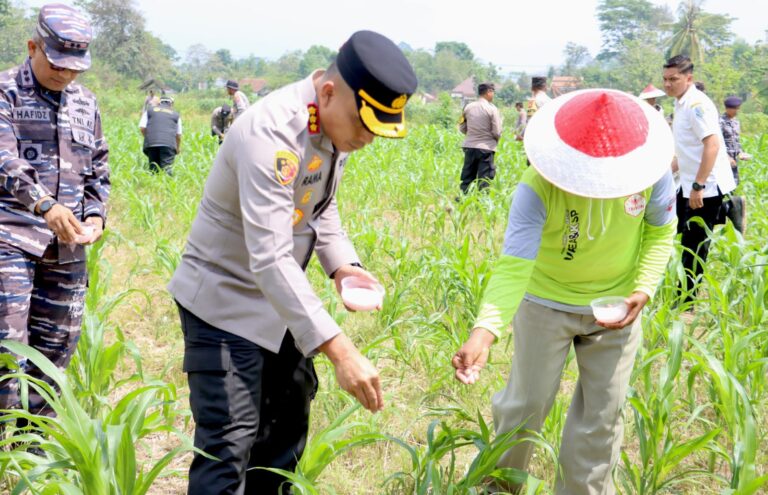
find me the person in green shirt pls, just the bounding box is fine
[452,89,678,495]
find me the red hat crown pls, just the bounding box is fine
[554,92,649,158]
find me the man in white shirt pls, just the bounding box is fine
[523,77,551,166]
[663,55,736,305]
[527,76,551,118]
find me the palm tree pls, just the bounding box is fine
[666,0,734,64]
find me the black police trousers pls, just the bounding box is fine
[460,148,496,194]
[676,190,725,305]
[143,145,176,174]
[178,303,318,495]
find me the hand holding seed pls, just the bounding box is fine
[452,327,496,385]
[319,333,383,412]
[81,216,104,245]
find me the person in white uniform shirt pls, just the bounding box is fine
[662,55,736,306]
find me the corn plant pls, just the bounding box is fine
[0,341,196,494]
[383,411,556,494]
[259,405,389,495]
[619,322,721,493]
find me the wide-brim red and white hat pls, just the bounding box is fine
[523,88,674,199]
[638,84,666,99]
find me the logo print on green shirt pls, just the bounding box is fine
[562,209,580,261]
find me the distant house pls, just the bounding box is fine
[417,92,437,104]
[239,78,269,96]
[551,76,582,97]
[451,76,476,106]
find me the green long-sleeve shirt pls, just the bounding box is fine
[474,167,677,337]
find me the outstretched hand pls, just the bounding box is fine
[452,328,496,385]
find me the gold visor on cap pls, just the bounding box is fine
[358,89,407,138]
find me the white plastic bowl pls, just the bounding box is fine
[74,224,95,244]
[341,276,384,311]
[590,296,628,323]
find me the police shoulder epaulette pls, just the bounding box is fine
[307,103,319,135]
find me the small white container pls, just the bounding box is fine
[590,296,628,323]
[341,276,384,312]
[74,224,95,244]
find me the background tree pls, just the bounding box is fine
[596,0,672,60]
[179,43,214,90]
[434,41,474,61]
[75,0,173,80]
[562,42,592,74]
[0,0,764,120]
[299,45,336,78]
[0,1,34,67]
[495,83,525,106]
[616,40,666,94]
[666,0,734,63]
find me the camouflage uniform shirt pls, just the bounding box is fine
[0,59,110,263]
[719,112,741,159]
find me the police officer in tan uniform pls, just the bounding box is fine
[0,3,109,415]
[210,103,233,145]
[226,80,250,119]
[168,30,417,494]
[459,82,502,193]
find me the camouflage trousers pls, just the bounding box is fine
[0,242,87,415]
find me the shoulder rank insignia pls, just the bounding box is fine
[275,150,299,186]
[307,154,323,172]
[307,103,320,134]
[293,208,304,226]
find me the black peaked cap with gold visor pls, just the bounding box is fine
[336,30,418,138]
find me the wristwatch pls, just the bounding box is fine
[330,262,365,279]
[38,198,57,216]
[691,182,706,191]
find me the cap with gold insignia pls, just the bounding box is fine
[36,3,93,71]
[336,30,418,139]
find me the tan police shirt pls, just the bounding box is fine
[168,71,360,357]
[232,90,250,119]
[459,97,502,151]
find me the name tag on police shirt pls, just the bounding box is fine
[13,107,51,122]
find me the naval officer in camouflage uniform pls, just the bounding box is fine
[0,4,109,415]
[169,30,416,494]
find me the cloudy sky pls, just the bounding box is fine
[24,0,767,73]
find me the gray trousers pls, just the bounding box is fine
[492,299,641,495]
